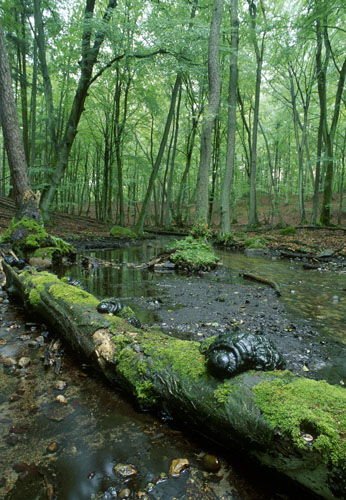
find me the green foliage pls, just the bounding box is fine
[253,377,346,467]
[110,225,139,239]
[190,224,213,240]
[1,217,49,250]
[169,236,219,270]
[279,227,296,236]
[0,218,75,256]
[244,237,267,249]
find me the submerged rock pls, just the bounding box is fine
[169,458,190,477]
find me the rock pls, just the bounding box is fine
[113,463,138,477]
[244,248,266,257]
[202,454,221,472]
[54,380,67,391]
[137,492,149,499]
[2,357,17,367]
[56,394,68,405]
[18,357,31,368]
[169,458,190,477]
[46,441,59,453]
[118,488,131,499]
[317,249,335,258]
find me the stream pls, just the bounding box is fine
[1,239,345,500]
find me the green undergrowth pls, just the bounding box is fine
[168,236,219,270]
[110,225,139,239]
[253,377,346,467]
[279,226,296,236]
[217,231,247,246]
[1,217,75,256]
[244,237,267,249]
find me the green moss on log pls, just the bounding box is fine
[0,217,75,256]
[140,330,208,381]
[253,377,346,467]
[214,381,239,404]
[49,283,99,307]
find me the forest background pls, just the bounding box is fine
[0,0,345,234]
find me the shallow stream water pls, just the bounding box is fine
[1,239,345,500]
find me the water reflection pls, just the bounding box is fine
[61,240,345,343]
[216,249,346,343]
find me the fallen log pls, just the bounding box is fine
[242,272,281,296]
[3,263,346,500]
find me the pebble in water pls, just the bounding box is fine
[17,357,31,368]
[169,458,190,477]
[113,463,138,477]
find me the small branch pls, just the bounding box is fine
[242,272,281,296]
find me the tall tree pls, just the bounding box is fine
[0,18,40,221]
[314,6,346,225]
[194,0,224,230]
[247,0,266,227]
[38,0,117,219]
[220,0,239,235]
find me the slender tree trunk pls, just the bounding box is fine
[29,36,38,184]
[134,75,181,233]
[165,84,182,228]
[220,0,239,235]
[194,0,224,229]
[247,0,264,228]
[39,0,117,220]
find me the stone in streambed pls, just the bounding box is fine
[113,463,138,477]
[169,458,190,477]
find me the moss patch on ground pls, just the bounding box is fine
[244,237,267,249]
[253,377,346,467]
[169,236,219,271]
[110,225,139,239]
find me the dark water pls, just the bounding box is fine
[1,240,344,500]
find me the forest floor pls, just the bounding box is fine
[1,193,345,385]
[0,194,345,257]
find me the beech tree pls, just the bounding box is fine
[0,18,40,221]
[194,0,224,230]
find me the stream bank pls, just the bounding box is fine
[1,237,345,499]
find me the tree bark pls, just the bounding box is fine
[0,19,40,221]
[134,75,181,233]
[220,0,239,235]
[3,262,345,500]
[39,0,117,220]
[194,0,224,229]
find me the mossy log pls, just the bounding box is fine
[3,264,346,500]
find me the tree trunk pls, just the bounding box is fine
[39,0,117,220]
[3,263,345,500]
[194,0,224,229]
[247,0,264,228]
[220,0,239,235]
[134,75,181,233]
[0,19,40,221]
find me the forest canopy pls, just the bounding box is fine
[0,0,345,229]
